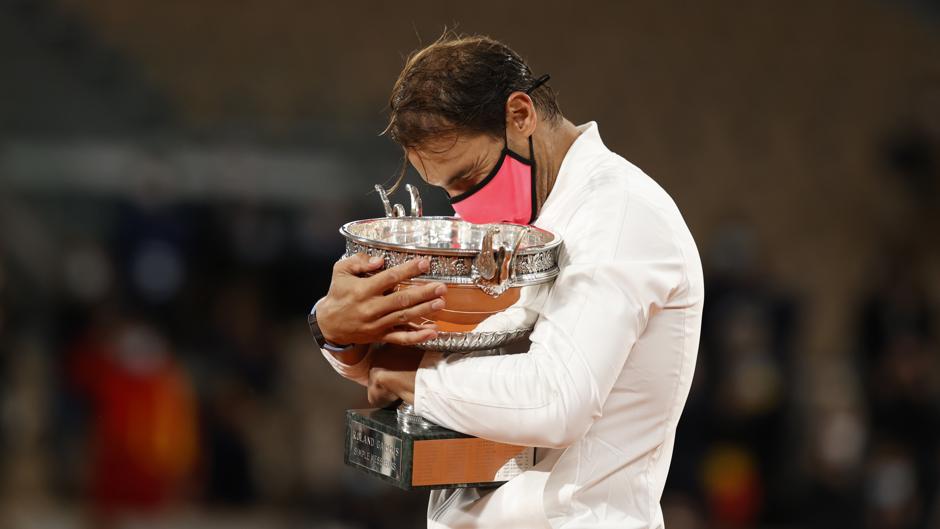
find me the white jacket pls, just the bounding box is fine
[323,122,704,529]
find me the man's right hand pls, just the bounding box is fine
[317,253,447,346]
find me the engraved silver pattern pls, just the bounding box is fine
[339,216,559,354]
[341,217,560,287]
[415,328,533,352]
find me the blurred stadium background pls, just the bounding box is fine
[0,1,938,528]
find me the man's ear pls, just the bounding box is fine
[505,92,538,138]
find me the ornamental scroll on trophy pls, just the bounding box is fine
[337,183,561,490]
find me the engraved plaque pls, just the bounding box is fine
[347,419,403,480]
[344,409,535,490]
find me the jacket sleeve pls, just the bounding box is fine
[413,189,689,448]
[320,347,372,387]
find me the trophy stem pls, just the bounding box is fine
[397,402,434,432]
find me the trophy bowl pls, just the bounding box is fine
[336,185,562,490]
[340,215,562,352]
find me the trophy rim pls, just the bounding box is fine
[396,269,559,286]
[414,327,533,352]
[338,216,562,257]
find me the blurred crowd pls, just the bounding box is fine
[0,1,938,528]
[665,228,940,529]
[0,189,936,529]
[0,193,430,528]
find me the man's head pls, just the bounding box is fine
[384,34,561,199]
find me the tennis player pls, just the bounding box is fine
[310,34,704,529]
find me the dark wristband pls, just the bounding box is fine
[308,305,353,351]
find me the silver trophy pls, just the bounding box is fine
[341,184,561,490]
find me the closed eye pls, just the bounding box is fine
[444,162,474,188]
[449,168,485,195]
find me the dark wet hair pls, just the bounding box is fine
[382,33,560,192]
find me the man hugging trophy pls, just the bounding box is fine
[308,34,704,529]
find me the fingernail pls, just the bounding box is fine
[418,258,430,272]
[431,299,445,310]
[369,256,383,264]
[434,284,447,296]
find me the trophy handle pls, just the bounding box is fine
[474,226,529,297]
[375,184,423,218]
[475,228,498,281]
[406,183,423,217]
[375,184,396,217]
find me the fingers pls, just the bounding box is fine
[334,253,385,276]
[370,281,447,317]
[406,321,439,331]
[366,257,431,294]
[373,296,445,332]
[382,326,439,346]
[367,372,401,408]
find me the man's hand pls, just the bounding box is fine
[367,344,423,407]
[317,253,447,346]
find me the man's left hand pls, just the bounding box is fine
[367,344,422,407]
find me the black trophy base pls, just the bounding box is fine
[344,408,534,491]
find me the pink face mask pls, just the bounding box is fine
[448,74,550,225]
[449,137,536,225]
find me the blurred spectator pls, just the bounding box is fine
[865,440,923,529]
[201,374,257,506]
[857,250,940,529]
[67,318,199,523]
[669,220,800,526]
[114,200,190,309]
[702,444,762,528]
[803,406,867,528]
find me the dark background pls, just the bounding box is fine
[0,1,938,528]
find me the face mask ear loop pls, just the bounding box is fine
[526,74,550,95]
[518,74,548,162]
[522,73,545,224]
[527,134,537,224]
[504,74,550,155]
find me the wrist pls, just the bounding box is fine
[322,331,350,349]
[332,344,369,366]
[310,300,353,353]
[315,298,351,347]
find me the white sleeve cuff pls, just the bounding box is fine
[320,346,373,387]
[413,351,446,418]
